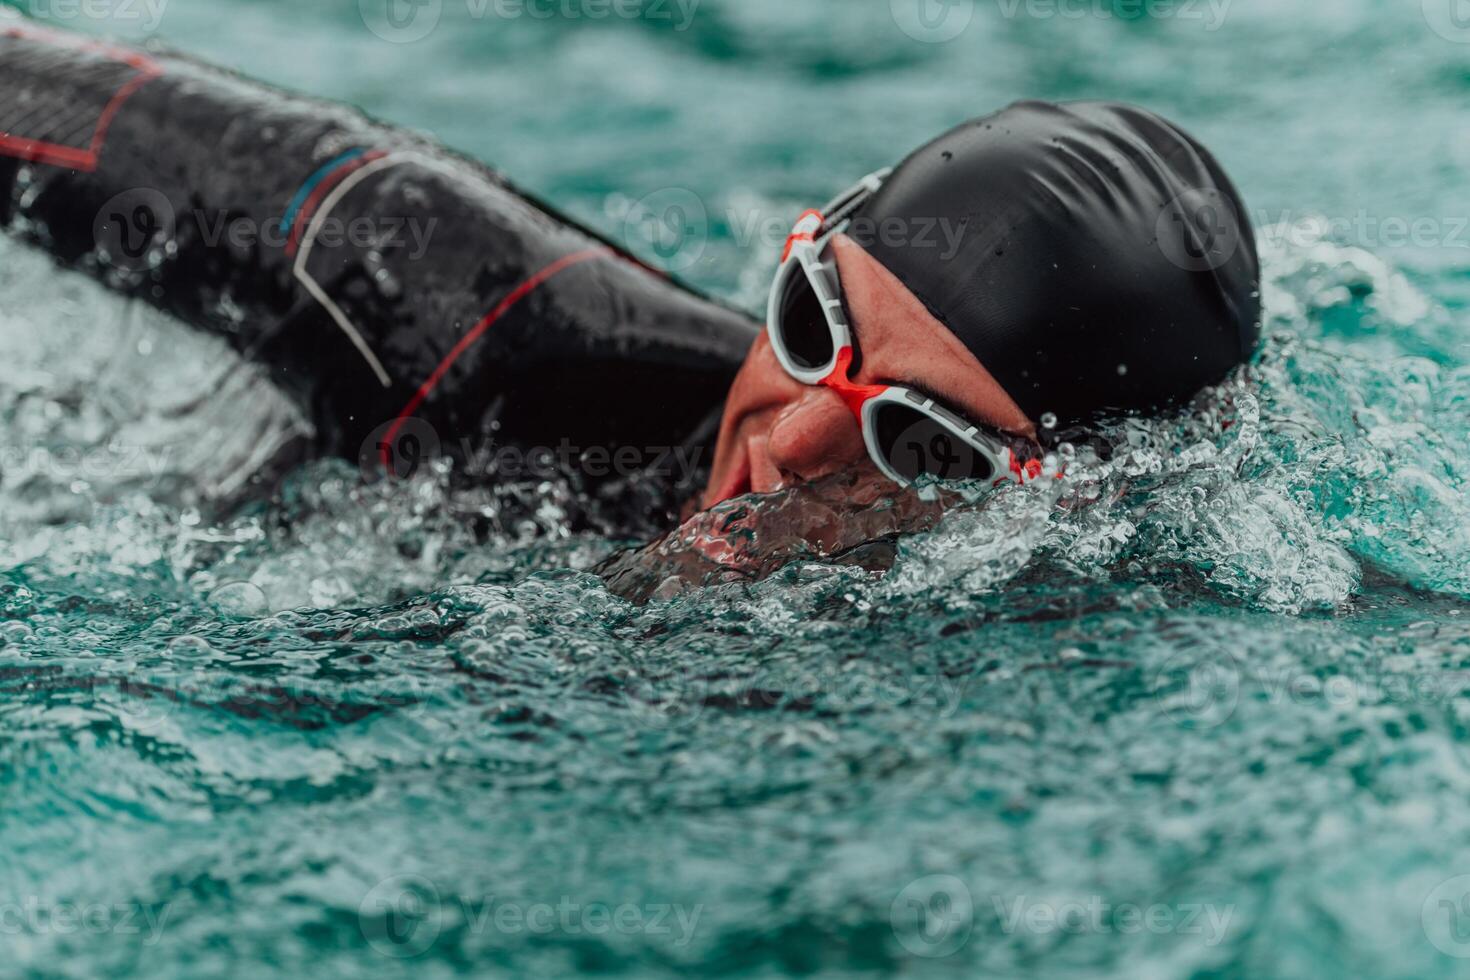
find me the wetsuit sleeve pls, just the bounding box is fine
[0,22,757,488]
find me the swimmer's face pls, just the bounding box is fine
[702,234,1034,508]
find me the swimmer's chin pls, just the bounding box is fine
[604,471,951,604]
[699,432,780,512]
[698,452,751,514]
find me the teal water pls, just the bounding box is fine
[3,1,1470,976]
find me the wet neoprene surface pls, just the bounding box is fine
[0,24,758,494]
[852,99,1261,426]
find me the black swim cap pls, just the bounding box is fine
[850,100,1260,426]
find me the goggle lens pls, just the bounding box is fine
[869,399,996,483]
[774,263,836,371]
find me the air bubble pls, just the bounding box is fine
[209,581,268,617]
[167,635,216,659]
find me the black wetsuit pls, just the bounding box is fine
[0,22,757,521]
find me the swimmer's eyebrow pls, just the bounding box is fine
[844,285,1008,431]
[845,297,973,419]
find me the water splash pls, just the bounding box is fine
[2,212,1470,979]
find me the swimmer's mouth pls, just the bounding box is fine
[705,447,751,508]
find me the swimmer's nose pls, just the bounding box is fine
[755,385,866,491]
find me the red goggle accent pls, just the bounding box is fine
[819,346,888,421]
[781,209,824,263]
[1010,455,1044,481]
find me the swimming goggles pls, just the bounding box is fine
[767,169,1043,488]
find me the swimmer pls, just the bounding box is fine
[1,28,1258,543]
[599,101,1261,597]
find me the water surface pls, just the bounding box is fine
[3,1,1470,976]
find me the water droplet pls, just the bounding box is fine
[1040,412,1057,430]
[1117,363,1129,376]
[209,581,268,617]
[167,635,215,659]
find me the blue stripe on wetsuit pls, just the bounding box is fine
[279,147,367,235]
